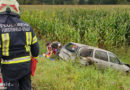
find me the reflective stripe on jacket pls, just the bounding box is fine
[1,56,31,64]
[0,13,39,64]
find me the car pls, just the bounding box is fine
[59,42,130,72]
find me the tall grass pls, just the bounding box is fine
[32,58,130,90]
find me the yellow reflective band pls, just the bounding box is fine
[1,56,31,64]
[26,32,32,45]
[25,45,30,52]
[2,33,10,56]
[30,32,32,45]
[0,44,1,48]
[26,32,28,45]
[25,32,32,52]
[33,36,37,41]
[32,36,37,44]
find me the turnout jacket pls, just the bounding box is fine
[0,12,39,81]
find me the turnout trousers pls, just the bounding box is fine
[1,61,31,90]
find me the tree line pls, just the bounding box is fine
[18,0,130,5]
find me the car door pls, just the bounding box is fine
[78,47,94,65]
[108,52,124,71]
[93,50,109,68]
[59,48,71,60]
[59,43,77,60]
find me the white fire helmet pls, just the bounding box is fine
[0,0,20,14]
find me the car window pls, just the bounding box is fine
[79,48,93,57]
[65,43,78,53]
[109,53,120,64]
[95,50,108,61]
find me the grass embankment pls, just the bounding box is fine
[32,58,130,90]
[32,41,130,90]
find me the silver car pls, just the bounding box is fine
[59,42,130,72]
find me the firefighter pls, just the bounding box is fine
[43,42,62,59]
[0,0,39,90]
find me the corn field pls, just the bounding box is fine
[21,5,130,49]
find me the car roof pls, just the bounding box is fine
[69,42,111,53]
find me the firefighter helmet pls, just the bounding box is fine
[0,0,20,14]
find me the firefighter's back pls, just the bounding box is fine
[0,14,32,80]
[0,0,39,90]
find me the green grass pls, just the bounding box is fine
[32,58,130,90]
[31,41,130,90]
[114,47,130,64]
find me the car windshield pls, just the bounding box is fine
[65,43,78,53]
[95,50,108,61]
[109,53,120,64]
[79,48,93,57]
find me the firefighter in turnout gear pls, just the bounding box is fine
[0,0,39,90]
